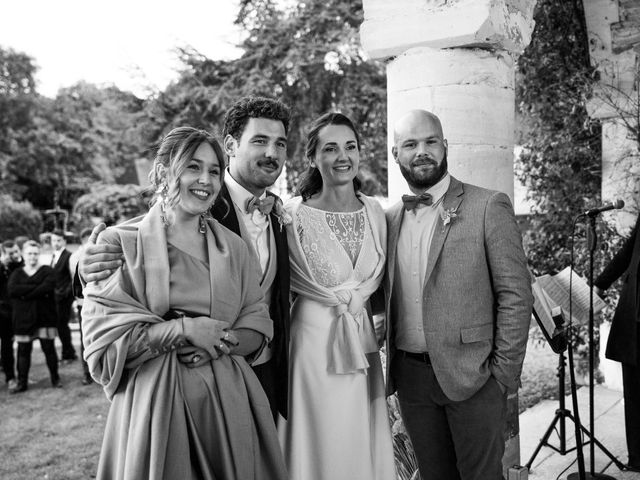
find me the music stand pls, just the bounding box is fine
[566,215,624,479]
[528,286,625,477]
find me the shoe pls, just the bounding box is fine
[81,375,93,386]
[625,464,640,473]
[7,379,17,391]
[52,379,63,388]
[9,383,27,394]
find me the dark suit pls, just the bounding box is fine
[595,214,640,466]
[211,185,290,419]
[51,248,77,360]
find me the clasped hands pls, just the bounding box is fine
[177,316,239,368]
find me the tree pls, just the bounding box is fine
[138,0,388,195]
[2,81,145,211]
[0,194,42,240]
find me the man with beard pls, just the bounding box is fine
[0,240,23,391]
[383,109,532,480]
[79,96,291,421]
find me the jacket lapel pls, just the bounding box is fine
[386,202,405,297]
[211,185,241,235]
[422,177,464,289]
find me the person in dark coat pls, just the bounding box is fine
[0,240,23,390]
[8,240,61,393]
[50,230,77,361]
[594,213,640,471]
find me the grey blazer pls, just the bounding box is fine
[384,176,533,401]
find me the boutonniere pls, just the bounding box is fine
[272,198,292,231]
[439,206,458,232]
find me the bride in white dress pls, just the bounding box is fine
[280,112,396,480]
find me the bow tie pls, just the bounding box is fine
[246,195,275,215]
[402,193,433,211]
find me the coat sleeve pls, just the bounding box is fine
[484,192,534,391]
[594,217,639,291]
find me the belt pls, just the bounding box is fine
[398,349,431,365]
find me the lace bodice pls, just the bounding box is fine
[295,205,381,288]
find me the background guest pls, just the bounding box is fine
[50,230,77,362]
[8,240,61,393]
[0,240,23,391]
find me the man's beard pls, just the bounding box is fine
[399,151,448,190]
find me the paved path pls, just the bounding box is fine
[520,384,639,479]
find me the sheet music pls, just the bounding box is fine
[536,267,605,325]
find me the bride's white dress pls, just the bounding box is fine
[280,198,396,480]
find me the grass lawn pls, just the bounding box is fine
[0,325,563,478]
[0,327,108,480]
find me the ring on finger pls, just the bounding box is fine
[223,332,230,342]
[192,354,201,364]
[218,343,225,351]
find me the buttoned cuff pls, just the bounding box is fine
[146,319,187,355]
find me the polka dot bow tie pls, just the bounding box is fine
[402,193,433,211]
[246,196,275,215]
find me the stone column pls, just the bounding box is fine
[360,0,537,472]
[582,0,640,389]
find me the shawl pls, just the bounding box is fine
[81,203,276,480]
[285,194,387,374]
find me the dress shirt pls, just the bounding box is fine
[394,173,451,353]
[51,248,63,267]
[225,173,271,275]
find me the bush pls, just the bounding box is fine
[0,194,43,240]
[72,184,152,230]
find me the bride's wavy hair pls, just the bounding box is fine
[297,112,362,201]
[148,127,226,226]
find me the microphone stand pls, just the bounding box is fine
[568,214,621,479]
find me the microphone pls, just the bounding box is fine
[583,199,625,217]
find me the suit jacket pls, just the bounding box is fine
[211,184,291,417]
[595,214,640,365]
[384,176,533,401]
[52,248,73,300]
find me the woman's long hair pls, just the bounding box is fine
[148,127,226,225]
[297,112,362,201]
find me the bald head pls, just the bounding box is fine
[393,110,444,144]
[392,109,448,191]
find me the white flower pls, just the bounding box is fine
[439,206,458,232]
[273,200,292,231]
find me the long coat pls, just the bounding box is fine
[384,176,533,402]
[211,184,291,417]
[8,266,57,335]
[595,214,640,365]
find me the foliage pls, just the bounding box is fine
[0,194,43,240]
[516,0,617,278]
[0,46,145,211]
[72,184,152,229]
[138,0,388,195]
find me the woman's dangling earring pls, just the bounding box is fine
[159,182,170,226]
[199,213,207,234]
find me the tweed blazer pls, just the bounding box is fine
[211,184,291,417]
[384,176,533,401]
